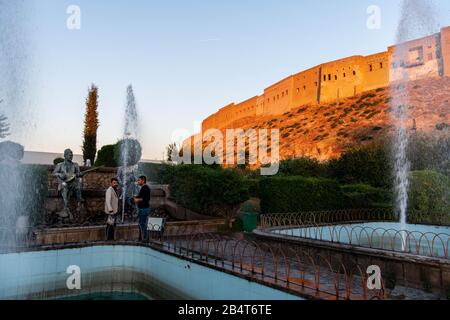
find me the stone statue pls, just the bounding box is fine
[52,149,85,218]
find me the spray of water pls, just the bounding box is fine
[390,0,440,247]
[119,85,141,222]
[0,1,35,251]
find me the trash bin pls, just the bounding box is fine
[242,211,259,232]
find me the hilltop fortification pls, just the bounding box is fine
[184,27,450,162]
[201,27,450,133]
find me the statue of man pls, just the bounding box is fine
[53,149,84,215]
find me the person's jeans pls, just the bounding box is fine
[138,208,151,241]
[105,224,115,241]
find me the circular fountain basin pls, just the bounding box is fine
[271,222,450,259]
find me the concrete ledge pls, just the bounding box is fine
[34,219,228,246]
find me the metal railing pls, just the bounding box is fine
[259,210,450,259]
[156,225,386,300]
[260,208,396,228]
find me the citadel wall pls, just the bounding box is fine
[201,27,450,132]
[262,76,294,116]
[389,33,442,82]
[438,26,450,77]
[291,67,321,109]
[362,52,390,91]
[319,56,365,103]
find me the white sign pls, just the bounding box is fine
[147,217,165,231]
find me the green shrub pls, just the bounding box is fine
[409,170,450,223]
[259,176,344,214]
[330,142,392,188]
[357,93,376,103]
[278,158,330,178]
[407,134,450,176]
[169,165,249,223]
[244,178,261,198]
[114,138,142,166]
[138,162,176,184]
[95,144,117,167]
[341,184,392,209]
[337,131,349,137]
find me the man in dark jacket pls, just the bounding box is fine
[133,176,151,241]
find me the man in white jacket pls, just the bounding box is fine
[105,178,119,240]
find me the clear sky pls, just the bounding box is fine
[4,0,450,160]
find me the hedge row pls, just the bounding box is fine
[138,162,176,184]
[341,184,392,209]
[259,176,345,214]
[409,170,450,224]
[166,165,249,220]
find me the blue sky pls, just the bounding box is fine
[7,0,450,159]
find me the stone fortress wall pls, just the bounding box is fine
[200,27,450,134]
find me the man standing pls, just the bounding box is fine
[133,176,151,241]
[105,178,119,241]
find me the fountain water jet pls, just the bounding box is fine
[390,0,440,245]
[118,85,142,223]
[0,1,37,251]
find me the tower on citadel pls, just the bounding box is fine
[200,27,450,133]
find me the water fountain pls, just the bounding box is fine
[0,1,37,251]
[117,85,142,223]
[390,0,440,238]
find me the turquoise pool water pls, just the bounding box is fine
[0,245,303,300]
[272,222,450,258]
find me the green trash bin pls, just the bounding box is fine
[242,211,259,232]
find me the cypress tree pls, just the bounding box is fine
[82,84,99,164]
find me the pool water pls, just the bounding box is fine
[272,222,450,258]
[0,245,303,300]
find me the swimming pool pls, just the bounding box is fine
[0,244,304,300]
